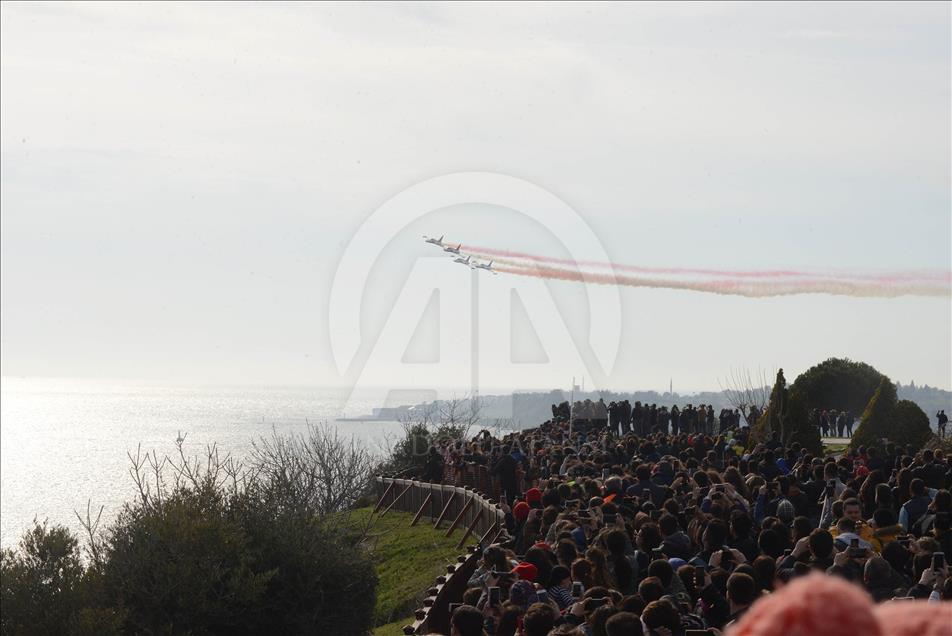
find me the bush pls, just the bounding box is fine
[1,521,86,635]
[1,430,380,636]
[850,376,897,450]
[791,358,885,415]
[751,369,822,455]
[892,399,933,449]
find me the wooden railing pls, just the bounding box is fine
[374,477,508,634]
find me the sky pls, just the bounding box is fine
[1,2,950,394]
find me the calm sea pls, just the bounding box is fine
[0,378,410,548]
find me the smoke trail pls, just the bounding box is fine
[494,262,951,298]
[465,245,951,285]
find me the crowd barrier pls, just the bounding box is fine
[374,476,508,634]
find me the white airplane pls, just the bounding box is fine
[423,234,445,247]
[473,259,496,274]
[443,242,462,254]
[453,255,472,267]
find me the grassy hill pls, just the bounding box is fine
[343,507,465,635]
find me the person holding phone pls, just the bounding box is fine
[546,565,575,610]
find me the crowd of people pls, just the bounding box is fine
[550,399,856,439]
[421,410,952,636]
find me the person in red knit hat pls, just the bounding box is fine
[726,572,952,636]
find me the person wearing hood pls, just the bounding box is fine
[868,509,903,553]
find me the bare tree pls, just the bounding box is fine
[251,423,375,516]
[719,367,773,426]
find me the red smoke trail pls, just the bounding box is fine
[494,263,951,298]
[466,245,952,285]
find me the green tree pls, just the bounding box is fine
[850,376,898,450]
[791,358,885,414]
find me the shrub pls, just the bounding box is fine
[751,369,822,455]
[791,358,885,415]
[850,376,898,450]
[0,521,86,635]
[892,399,933,449]
[1,429,380,636]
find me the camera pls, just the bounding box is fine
[571,581,584,598]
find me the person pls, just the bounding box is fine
[422,446,444,483]
[863,556,903,602]
[604,611,642,636]
[490,445,520,501]
[900,479,933,534]
[724,572,758,628]
[937,410,948,439]
[546,565,575,610]
[450,604,486,636]
[522,603,557,636]
[727,572,912,636]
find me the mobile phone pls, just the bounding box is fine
[537,589,549,603]
[652,547,664,560]
[602,468,610,479]
[685,506,697,517]
[489,586,500,607]
[572,581,584,597]
[897,535,911,547]
[585,597,609,610]
[825,480,835,496]
[578,510,591,518]
[604,513,617,525]
[848,538,865,558]
[694,567,706,588]
[500,493,507,506]
[932,552,945,571]
[714,484,725,493]
[783,549,792,557]
[720,547,733,566]
[566,499,579,509]
[449,602,463,614]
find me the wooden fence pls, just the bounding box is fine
[374,476,508,634]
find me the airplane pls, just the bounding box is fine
[423,234,445,247]
[473,259,497,274]
[453,255,471,267]
[443,242,462,254]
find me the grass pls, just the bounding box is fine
[823,441,850,455]
[343,507,465,632]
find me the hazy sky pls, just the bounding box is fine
[1,2,950,393]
